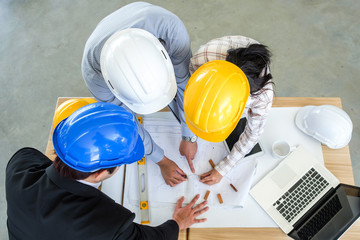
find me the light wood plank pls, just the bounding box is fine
[178,230,187,240]
[189,228,291,240]
[323,146,354,185]
[272,97,342,108]
[188,222,360,240]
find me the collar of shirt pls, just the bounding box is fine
[76,179,101,189]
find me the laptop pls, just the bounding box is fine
[224,117,264,159]
[250,146,360,240]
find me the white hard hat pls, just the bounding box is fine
[295,105,352,149]
[100,28,176,114]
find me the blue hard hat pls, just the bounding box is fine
[53,102,144,172]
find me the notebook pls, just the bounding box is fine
[250,146,360,239]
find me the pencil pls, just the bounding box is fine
[209,159,215,169]
[217,193,223,204]
[230,184,238,192]
[204,190,210,200]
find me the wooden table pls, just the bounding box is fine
[46,97,359,240]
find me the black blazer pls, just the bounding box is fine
[6,148,179,240]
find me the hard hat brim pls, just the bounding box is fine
[295,105,315,135]
[185,115,236,142]
[120,134,145,165]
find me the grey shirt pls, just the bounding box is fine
[81,2,193,163]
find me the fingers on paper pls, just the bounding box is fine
[175,168,187,180]
[194,217,207,223]
[194,206,209,217]
[175,196,185,209]
[168,178,182,187]
[186,157,195,173]
[174,175,186,182]
[188,194,200,207]
[199,172,212,183]
[202,180,216,185]
[200,176,216,185]
[193,201,209,222]
[199,171,211,179]
[193,200,208,212]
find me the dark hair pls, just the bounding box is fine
[226,44,273,95]
[53,156,117,180]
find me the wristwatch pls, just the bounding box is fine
[182,135,198,143]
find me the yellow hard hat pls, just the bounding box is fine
[184,60,250,142]
[53,98,97,128]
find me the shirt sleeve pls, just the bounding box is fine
[135,114,165,164]
[189,40,223,75]
[215,86,274,176]
[7,148,52,174]
[189,35,259,75]
[167,20,194,137]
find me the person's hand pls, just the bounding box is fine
[179,139,198,173]
[172,194,209,230]
[199,169,223,185]
[157,156,187,187]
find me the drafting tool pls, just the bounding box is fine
[137,157,150,224]
[137,116,150,224]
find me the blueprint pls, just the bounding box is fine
[125,112,257,209]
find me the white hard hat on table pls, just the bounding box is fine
[295,105,352,149]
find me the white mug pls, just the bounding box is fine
[272,140,296,159]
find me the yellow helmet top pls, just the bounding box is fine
[184,60,250,142]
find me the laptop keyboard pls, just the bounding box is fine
[297,195,342,240]
[273,168,329,223]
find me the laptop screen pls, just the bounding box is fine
[336,184,360,238]
[289,184,360,240]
